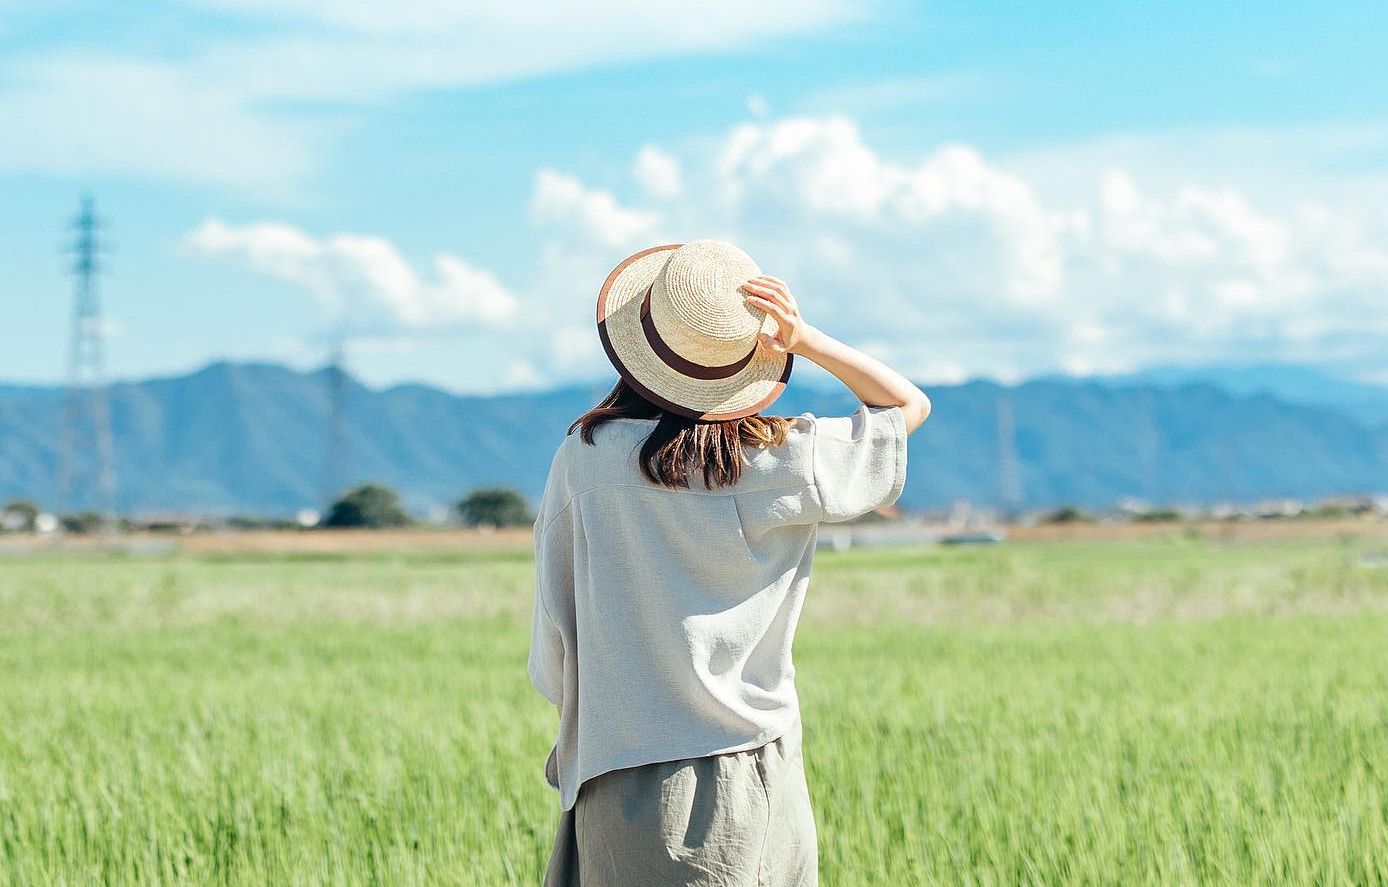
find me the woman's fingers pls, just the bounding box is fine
[747,276,797,310]
[745,274,808,355]
[743,288,788,308]
[744,293,793,327]
[742,282,795,313]
[758,331,788,353]
[749,276,789,298]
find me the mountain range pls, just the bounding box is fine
[1,361,1386,517]
[1078,363,1388,428]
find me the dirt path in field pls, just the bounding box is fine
[1007,517,1388,543]
[176,527,535,553]
[0,527,532,555]
[2,518,1385,556]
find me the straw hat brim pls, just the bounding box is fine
[596,244,792,421]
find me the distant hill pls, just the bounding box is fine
[1080,363,1388,428]
[1,361,1386,516]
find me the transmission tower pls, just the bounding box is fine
[58,194,118,530]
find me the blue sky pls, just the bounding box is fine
[2,1,1387,392]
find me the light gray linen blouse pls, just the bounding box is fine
[528,404,908,811]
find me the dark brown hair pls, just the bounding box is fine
[569,380,791,489]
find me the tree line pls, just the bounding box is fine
[321,484,533,529]
[0,485,535,533]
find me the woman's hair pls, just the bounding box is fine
[569,380,791,489]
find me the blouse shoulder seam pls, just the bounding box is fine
[536,495,576,542]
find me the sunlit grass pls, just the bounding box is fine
[2,538,1387,884]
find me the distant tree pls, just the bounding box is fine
[1043,505,1087,524]
[323,484,411,528]
[1,500,39,532]
[1135,508,1182,523]
[60,511,106,534]
[1300,503,1350,520]
[457,487,533,528]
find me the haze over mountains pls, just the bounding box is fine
[1,361,1385,517]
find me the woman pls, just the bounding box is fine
[530,240,930,885]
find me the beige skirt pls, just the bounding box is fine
[543,717,818,886]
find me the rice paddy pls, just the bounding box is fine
[2,534,1387,884]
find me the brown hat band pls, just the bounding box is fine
[638,285,757,380]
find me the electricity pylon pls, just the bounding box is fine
[57,194,118,531]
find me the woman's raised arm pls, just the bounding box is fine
[742,276,932,432]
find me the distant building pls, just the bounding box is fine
[1314,495,1384,516]
[1254,499,1304,519]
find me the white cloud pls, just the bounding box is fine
[525,115,1388,385]
[549,325,605,370]
[632,146,684,200]
[715,118,1065,302]
[188,0,864,47]
[745,93,771,118]
[1004,122,1388,211]
[500,359,545,390]
[0,0,869,188]
[186,218,518,332]
[530,169,662,249]
[803,73,991,113]
[0,56,318,189]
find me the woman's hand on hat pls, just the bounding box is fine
[742,276,818,356]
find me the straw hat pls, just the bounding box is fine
[596,240,793,421]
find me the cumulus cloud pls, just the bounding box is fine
[165,115,1388,390]
[525,116,1388,384]
[715,118,1066,302]
[186,218,518,332]
[530,169,662,249]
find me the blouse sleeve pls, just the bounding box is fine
[527,590,565,706]
[809,404,909,523]
[527,518,567,707]
[527,450,571,707]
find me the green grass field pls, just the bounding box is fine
[3,536,1388,885]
